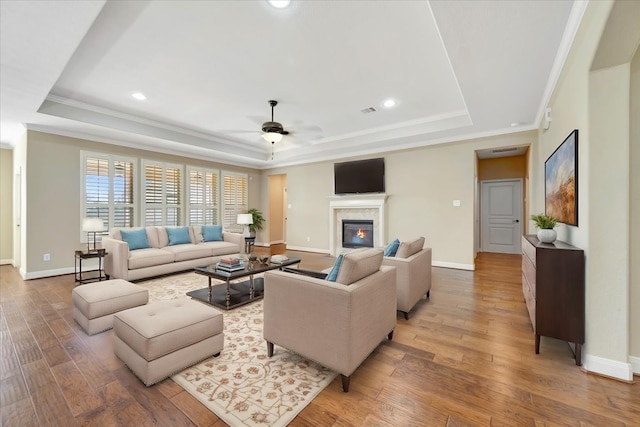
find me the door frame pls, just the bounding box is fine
[479,178,523,254]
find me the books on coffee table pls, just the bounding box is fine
[216,257,244,272]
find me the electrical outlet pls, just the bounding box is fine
[43,253,51,261]
[306,236,311,242]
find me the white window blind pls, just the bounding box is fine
[82,152,136,240]
[222,172,248,228]
[143,161,183,226]
[187,167,220,225]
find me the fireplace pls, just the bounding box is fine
[342,220,374,249]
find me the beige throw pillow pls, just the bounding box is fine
[336,248,384,285]
[395,237,425,259]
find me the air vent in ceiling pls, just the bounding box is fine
[492,147,518,153]
[360,107,377,114]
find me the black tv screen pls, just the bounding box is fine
[334,158,385,194]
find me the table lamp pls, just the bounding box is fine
[82,217,104,251]
[237,214,253,238]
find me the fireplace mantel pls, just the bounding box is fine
[328,194,388,256]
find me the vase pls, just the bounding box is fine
[537,229,557,243]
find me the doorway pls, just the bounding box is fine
[480,179,523,254]
[268,174,287,252]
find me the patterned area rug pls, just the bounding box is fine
[137,273,337,427]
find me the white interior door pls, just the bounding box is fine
[481,179,523,254]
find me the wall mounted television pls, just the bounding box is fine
[334,158,385,194]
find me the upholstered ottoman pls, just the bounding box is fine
[113,297,224,386]
[72,279,149,335]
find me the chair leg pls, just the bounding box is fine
[403,311,410,320]
[426,290,430,299]
[266,341,274,357]
[388,329,394,340]
[213,352,221,357]
[341,374,350,392]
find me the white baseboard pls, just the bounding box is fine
[629,356,640,375]
[23,266,75,280]
[432,260,475,271]
[0,258,14,265]
[583,354,634,381]
[285,245,331,254]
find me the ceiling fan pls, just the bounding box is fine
[262,100,289,142]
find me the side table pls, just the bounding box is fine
[75,249,108,285]
[244,237,256,254]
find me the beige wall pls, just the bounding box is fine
[22,130,261,276]
[630,47,640,361]
[264,131,536,269]
[536,0,637,378]
[0,149,13,263]
[267,174,286,244]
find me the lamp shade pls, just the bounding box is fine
[237,214,253,225]
[262,132,283,144]
[82,217,104,232]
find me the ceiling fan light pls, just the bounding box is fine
[263,132,283,143]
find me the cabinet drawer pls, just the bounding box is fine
[522,255,536,298]
[522,236,536,266]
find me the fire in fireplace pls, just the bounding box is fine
[342,220,374,249]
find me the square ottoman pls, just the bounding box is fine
[113,297,224,386]
[72,279,149,335]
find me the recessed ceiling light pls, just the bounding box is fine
[268,0,291,8]
[131,92,147,101]
[383,99,397,108]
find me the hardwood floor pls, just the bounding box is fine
[1,252,638,426]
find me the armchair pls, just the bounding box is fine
[382,237,432,319]
[263,248,397,392]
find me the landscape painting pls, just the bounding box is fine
[545,129,578,226]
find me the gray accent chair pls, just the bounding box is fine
[382,237,432,319]
[263,248,397,392]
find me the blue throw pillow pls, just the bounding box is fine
[325,254,344,282]
[120,229,150,251]
[384,238,400,257]
[202,225,223,242]
[166,227,191,245]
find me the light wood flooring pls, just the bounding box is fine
[1,252,638,426]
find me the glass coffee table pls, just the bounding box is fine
[189,257,301,310]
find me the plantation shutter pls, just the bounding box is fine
[187,167,219,225]
[82,152,136,241]
[222,172,248,229]
[143,161,183,226]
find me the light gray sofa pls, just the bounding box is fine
[263,248,397,392]
[382,237,432,319]
[102,226,243,281]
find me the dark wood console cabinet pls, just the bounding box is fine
[521,235,585,365]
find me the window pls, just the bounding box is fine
[143,161,183,226]
[82,152,136,240]
[187,167,219,225]
[222,172,248,228]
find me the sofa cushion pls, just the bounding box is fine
[336,248,383,285]
[384,238,400,257]
[325,254,344,282]
[163,244,212,262]
[396,237,425,259]
[128,248,175,270]
[120,229,151,251]
[198,241,240,256]
[166,227,192,245]
[202,225,223,242]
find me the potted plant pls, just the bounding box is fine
[247,208,265,235]
[530,213,558,243]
